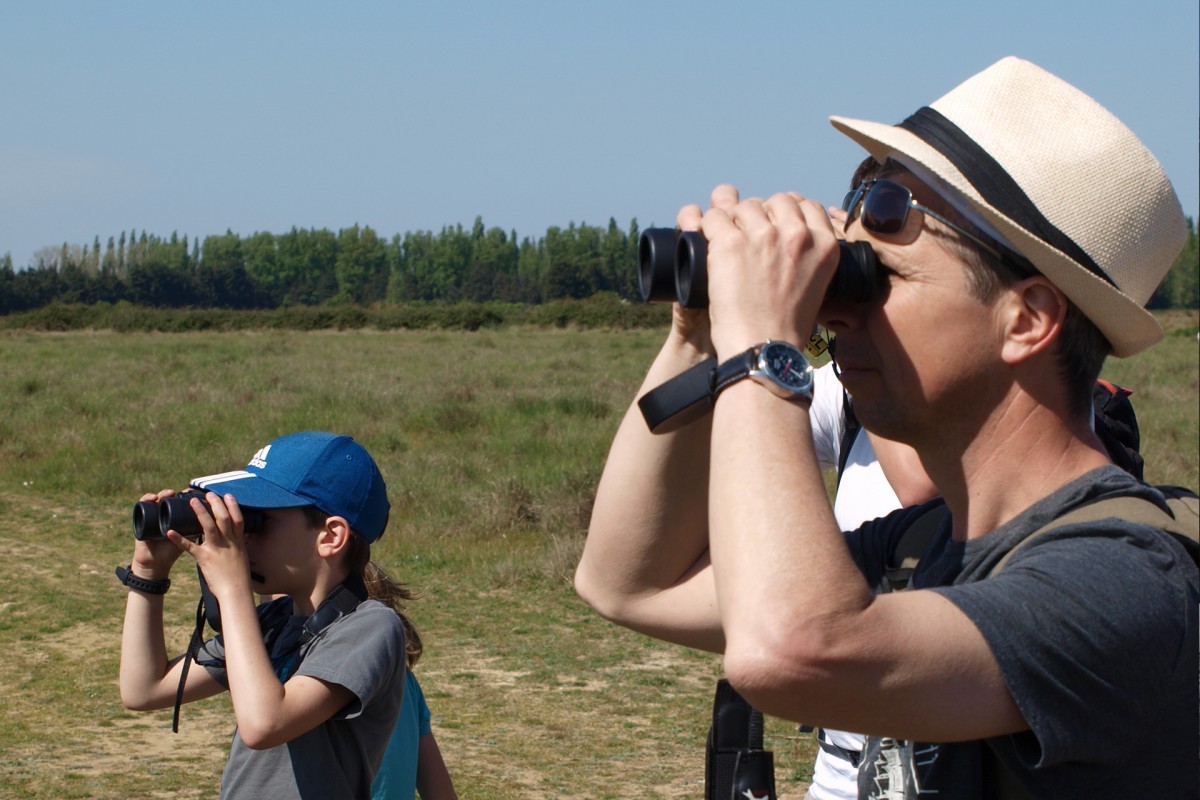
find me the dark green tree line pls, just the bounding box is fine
[0,217,644,314]
[1149,216,1199,309]
[3,215,1194,315]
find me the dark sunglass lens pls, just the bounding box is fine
[842,186,865,231]
[862,181,910,234]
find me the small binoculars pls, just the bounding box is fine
[133,489,264,540]
[637,227,882,309]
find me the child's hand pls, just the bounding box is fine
[166,492,253,600]
[130,490,187,579]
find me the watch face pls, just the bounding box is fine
[760,341,811,392]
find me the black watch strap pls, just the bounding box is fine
[116,564,171,595]
[637,357,718,434]
[637,347,761,434]
[711,347,758,396]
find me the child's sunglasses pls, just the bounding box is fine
[842,178,1009,263]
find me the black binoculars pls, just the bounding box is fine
[637,227,882,309]
[133,489,264,540]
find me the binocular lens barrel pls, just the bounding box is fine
[131,491,264,540]
[637,228,683,304]
[637,227,880,309]
[160,494,207,539]
[132,500,162,541]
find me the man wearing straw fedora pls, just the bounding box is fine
[576,57,1196,798]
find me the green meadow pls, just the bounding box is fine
[0,312,1195,799]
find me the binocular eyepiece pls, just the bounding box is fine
[133,489,264,540]
[637,227,882,309]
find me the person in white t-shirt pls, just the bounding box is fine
[806,361,937,799]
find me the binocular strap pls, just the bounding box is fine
[299,573,369,649]
[169,571,369,733]
[173,584,210,733]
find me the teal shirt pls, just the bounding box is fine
[371,671,431,800]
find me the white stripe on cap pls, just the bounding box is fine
[191,470,256,488]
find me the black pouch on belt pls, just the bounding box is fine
[705,679,777,800]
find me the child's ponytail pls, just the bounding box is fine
[363,559,423,668]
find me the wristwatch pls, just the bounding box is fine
[714,341,813,402]
[636,340,813,433]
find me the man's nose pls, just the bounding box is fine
[819,297,867,335]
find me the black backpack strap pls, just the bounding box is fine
[883,503,949,592]
[835,389,861,487]
[982,743,1032,800]
[1092,379,1144,481]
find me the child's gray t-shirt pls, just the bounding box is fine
[202,598,407,800]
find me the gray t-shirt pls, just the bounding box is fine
[201,598,407,800]
[848,467,1198,799]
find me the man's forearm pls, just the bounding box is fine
[708,382,873,679]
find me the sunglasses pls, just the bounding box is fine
[842,178,1010,263]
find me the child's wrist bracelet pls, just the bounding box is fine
[115,565,171,595]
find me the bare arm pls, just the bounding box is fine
[700,187,1024,741]
[575,312,726,653]
[415,732,458,800]
[119,491,224,710]
[119,586,228,709]
[710,382,1020,740]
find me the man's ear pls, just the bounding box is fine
[316,515,353,559]
[999,277,1067,366]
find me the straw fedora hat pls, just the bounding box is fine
[830,56,1186,357]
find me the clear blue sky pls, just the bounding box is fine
[2,0,1197,269]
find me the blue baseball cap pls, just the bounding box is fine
[190,431,390,542]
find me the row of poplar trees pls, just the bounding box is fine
[0,217,643,313]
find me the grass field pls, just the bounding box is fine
[0,311,1195,799]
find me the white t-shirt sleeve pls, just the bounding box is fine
[810,363,903,531]
[834,433,902,530]
[809,362,845,472]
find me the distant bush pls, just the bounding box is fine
[0,296,672,333]
[525,294,668,329]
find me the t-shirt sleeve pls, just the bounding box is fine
[809,362,845,471]
[933,522,1198,768]
[297,602,407,720]
[413,677,433,737]
[197,635,229,686]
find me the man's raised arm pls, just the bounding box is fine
[575,309,726,653]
